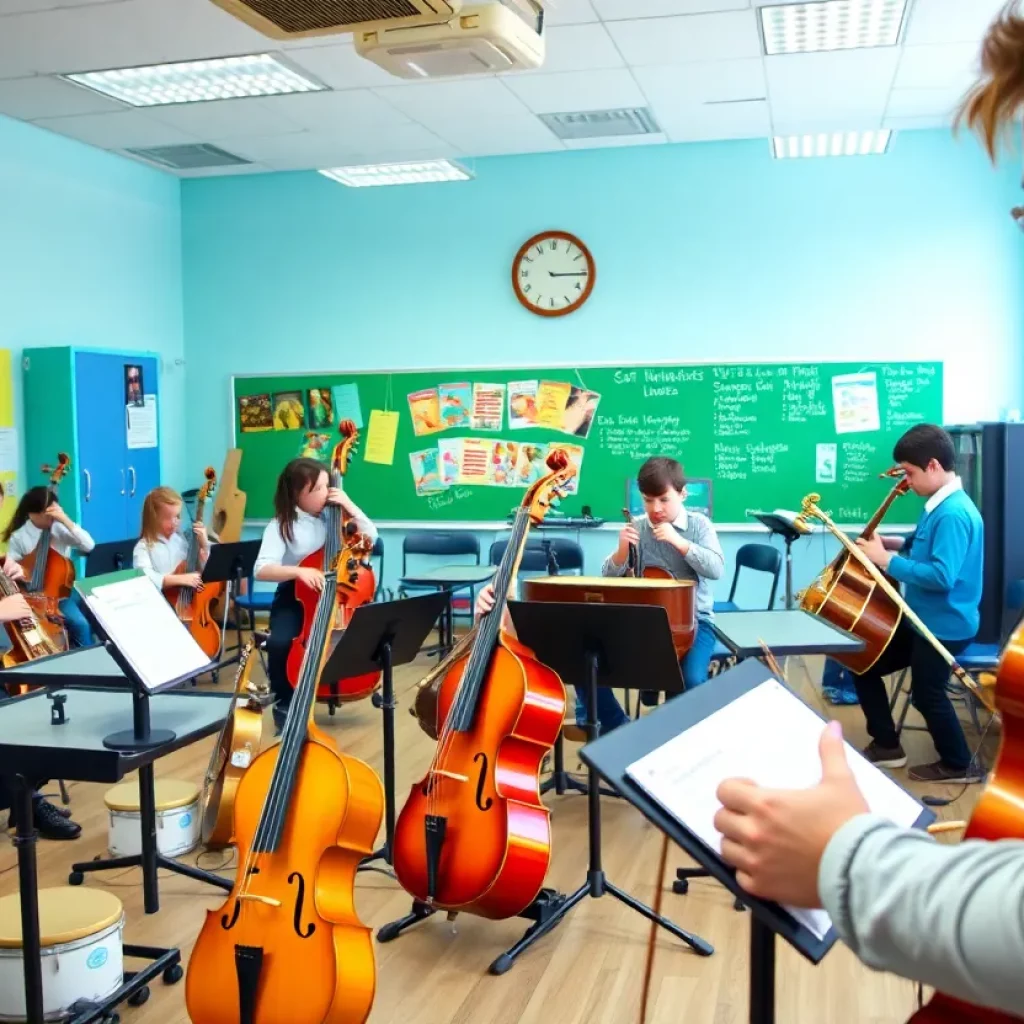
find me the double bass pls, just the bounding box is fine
[393,452,573,919]
[186,568,384,1024]
[287,421,378,703]
[165,468,224,659]
[21,454,76,607]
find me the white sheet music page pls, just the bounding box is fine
[626,678,924,941]
[85,575,210,691]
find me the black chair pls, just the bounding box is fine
[371,536,388,600]
[713,543,782,613]
[399,532,481,642]
[488,537,584,576]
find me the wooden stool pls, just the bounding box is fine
[104,779,200,859]
[0,887,123,1020]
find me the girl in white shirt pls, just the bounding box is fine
[254,457,377,718]
[3,486,96,647]
[133,486,210,594]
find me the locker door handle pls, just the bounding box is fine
[128,466,136,498]
[120,469,125,496]
[83,469,91,503]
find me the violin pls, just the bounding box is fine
[392,452,573,919]
[186,567,384,1024]
[164,468,223,659]
[1,564,66,694]
[287,421,378,703]
[21,453,75,607]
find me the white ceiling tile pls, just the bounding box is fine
[904,0,1006,45]
[418,115,561,155]
[894,43,979,90]
[657,98,769,141]
[886,85,968,120]
[607,11,761,67]
[530,23,625,72]
[503,69,645,113]
[766,50,900,126]
[594,0,750,18]
[174,162,271,178]
[883,113,953,131]
[148,97,305,140]
[0,0,121,12]
[633,58,765,106]
[31,109,198,148]
[540,0,600,25]
[261,90,413,132]
[284,43,404,90]
[374,78,531,123]
[562,132,668,148]
[0,74,127,119]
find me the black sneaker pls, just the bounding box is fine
[863,740,908,769]
[909,761,986,784]
[8,799,82,841]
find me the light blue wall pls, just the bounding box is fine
[0,114,186,488]
[181,129,1024,603]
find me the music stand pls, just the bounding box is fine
[318,592,448,869]
[85,538,137,577]
[202,539,260,659]
[492,600,712,972]
[750,513,807,610]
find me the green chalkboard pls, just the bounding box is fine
[232,361,942,526]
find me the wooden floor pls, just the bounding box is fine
[1,648,994,1024]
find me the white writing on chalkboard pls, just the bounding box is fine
[426,486,473,511]
[714,443,749,480]
[597,413,692,459]
[840,441,878,485]
[882,364,935,432]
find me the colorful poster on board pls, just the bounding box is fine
[508,380,540,430]
[548,441,584,494]
[536,380,572,429]
[492,441,519,486]
[410,448,445,494]
[408,388,444,436]
[438,438,461,486]
[438,382,472,430]
[306,388,334,429]
[331,383,363,429]
[239,393,273,432]
[273,391,306,430]
[298,431,333,463]
[831,371,880,434]
[364,410,400,465]
[471,383,505,431]
[513,442,548,486]
[562,387,601,438]
[458,438,495,485]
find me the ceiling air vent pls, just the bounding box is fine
[125,143,252,170]
[209,0,460,38]
[539,107,660,141]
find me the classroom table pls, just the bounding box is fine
[398,564,496,654]
[0,684,232,1024]
[711,609,865,660]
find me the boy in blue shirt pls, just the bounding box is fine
[853,424,983,783]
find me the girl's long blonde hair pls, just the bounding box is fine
[957,1,1024,160]
[140,486,182,544]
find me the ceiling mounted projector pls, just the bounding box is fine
[208,0,463,39]
[353,1,544,78]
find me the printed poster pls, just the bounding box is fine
[306,388,333,429]
[492,441,519,486]
[508,380,539,430]
[438,382,472,430]
[410,448,445,494]
[547,441,584,495]
[458,438,495,485]
[364,410,400,465]
[471,383,505,431]
[832,372,880,435]
[513,442,548,486]
[408,388,444,436]
[438,438,461,487]
[331,383,363,429]
[298,431,333,463]
[816,443,837,484]
[126,395,158,450]
[563,387,601,438]
[273,391,306,431]
[239,393,273,432]
[536,380,572,429]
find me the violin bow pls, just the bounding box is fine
[640,831,671,1024]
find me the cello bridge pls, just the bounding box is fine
[429,769,468,783]
[238,894,282,908]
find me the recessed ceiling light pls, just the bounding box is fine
[772,130,893,159]
[318,160,473,188]
[760,0,908,56]
[62,53,325,107]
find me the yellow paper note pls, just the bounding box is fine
[536,380,572,429]
[364,410,400,465]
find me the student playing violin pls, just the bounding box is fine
[254,458,378,728]
[3,487,95,647]
[133,486,211,593]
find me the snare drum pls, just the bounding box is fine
[0,887,123,1021]
[104,778,201,858]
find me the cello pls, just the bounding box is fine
[392,452,573,919]
[21,453,76,608]
[622,506,672,581]
[0,563,66,694]
[165,468,223,659]
[186,567,384,1024]
[286,421,378,703]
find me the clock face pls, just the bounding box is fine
[513,231,595,317]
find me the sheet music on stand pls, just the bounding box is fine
[76,571,211,692]
[625,678,924,941]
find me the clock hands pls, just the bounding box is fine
[547,271,589,277]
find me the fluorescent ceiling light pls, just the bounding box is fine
[318,160,473,188]
[62,53,324,107]
[772,130,892,158]
[760,0,908,55]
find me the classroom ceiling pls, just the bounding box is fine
[0,0,1004,177]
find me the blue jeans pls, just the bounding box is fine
[575,618,718,729]
[59,593,93,648]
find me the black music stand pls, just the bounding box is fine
[750,513,807,610]
[493,600,710,971]
[85,538,137,577]
[202,539,260,659]
[318,592,447,870]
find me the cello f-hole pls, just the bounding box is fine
[221,900,241,931]
[473,752,494,812]
[288,871,317,938]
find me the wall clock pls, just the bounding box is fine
[512,230,595,317]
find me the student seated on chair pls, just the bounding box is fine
[3,487,95,648]
[851,424,983,784]
[602,456,724,717]
[133,486,212,596]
